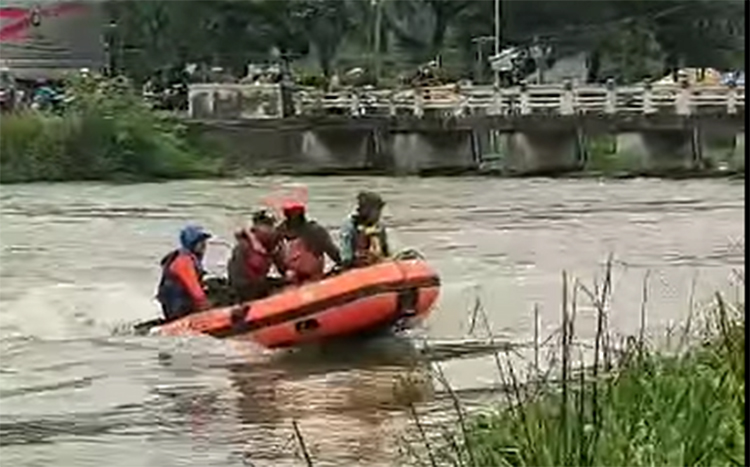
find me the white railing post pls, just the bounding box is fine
[293,90,302,116]
[457,87,469,117]
[388,91,396,117]
[676,78,691,116]
[643,80,655,114]
[605,78,616,115]
[519,81,530,115]
[561,78,574,115]
[492,84,502,115]
[188,87,196,117]
[274,84,285,117]
[727,81,738,115]
[414,88,425,117]
[350,90,360,116]
[314,90,323,114]
[208,87,216,116]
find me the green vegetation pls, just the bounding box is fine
[108,0,744,85]
[0,75,221,183]
[583,135,627,174]
[405,266,745,467]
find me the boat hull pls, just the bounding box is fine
[150,259,440,348]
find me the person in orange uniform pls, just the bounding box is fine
[277,201,342,284]
[156,225,212,321]
[227,210,287,301]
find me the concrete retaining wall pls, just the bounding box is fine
[386,131,475,173]
[300,129,374,170]
[500,131,581,174]
[616,130,695,170]
[187,118,745,175]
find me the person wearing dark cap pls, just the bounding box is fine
[227,210,286,301]
[277,201,342,284]
[340,191,390,268]
[156,225,212,321]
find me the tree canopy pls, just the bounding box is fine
[105,0,745,85]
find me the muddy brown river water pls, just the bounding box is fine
[0,177,744,466]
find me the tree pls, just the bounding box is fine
[291,0,357,77]
[384,0,471,65]
[105,0,745,86]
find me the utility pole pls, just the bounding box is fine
[531,35,543,84]
[493,0,501,87]
[472,36,493,84]
[104,22,117,77]
[373,0,382,83]
[475,39,484,84]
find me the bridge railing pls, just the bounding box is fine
[293,79,745,118]
[187,80,745,119]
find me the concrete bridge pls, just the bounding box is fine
[187,81,745,175]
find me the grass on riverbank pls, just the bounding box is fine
[406,263,745,467]
[0,75,222,184]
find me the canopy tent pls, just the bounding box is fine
[656,68,725,86]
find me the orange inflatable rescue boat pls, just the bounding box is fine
[142,258,440,349]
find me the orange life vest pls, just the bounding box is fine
[283,236,324,283]
[242,230,273,279]
[353,224,386,267]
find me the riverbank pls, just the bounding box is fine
[0,76,223,184]
[1,88,744,183]
[403,269,745,467]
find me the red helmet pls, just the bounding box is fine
[282,200,305,215]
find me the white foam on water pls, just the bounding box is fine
[0,282,160,341]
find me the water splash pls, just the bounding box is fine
[0,282,158,341]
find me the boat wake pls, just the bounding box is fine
[0,282,158,341]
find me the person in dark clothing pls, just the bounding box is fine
[227,210,287,302]
[277,201,342,284]
[340,191,390,268]
[156,225,212,321]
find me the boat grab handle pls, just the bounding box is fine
[230,305,250,327]
[295,318,320,333]
[397,288,419,316]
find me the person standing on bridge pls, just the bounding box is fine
[340,191,390,268]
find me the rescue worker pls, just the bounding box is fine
[277,201,342,284]
[227,210,286,301]
[340,191,390,268]
[156,225,212,321]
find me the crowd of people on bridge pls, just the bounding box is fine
[155,191,390,321]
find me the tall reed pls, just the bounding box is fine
[410,260,745,467]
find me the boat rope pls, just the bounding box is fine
[393,248,425,261]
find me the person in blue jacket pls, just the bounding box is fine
[156,225,212,321]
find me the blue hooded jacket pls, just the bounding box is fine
[157,225,212,320]
[179,224,211,254]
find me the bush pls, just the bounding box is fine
[0,74,220,183]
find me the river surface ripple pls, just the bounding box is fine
[0,177,744,466]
